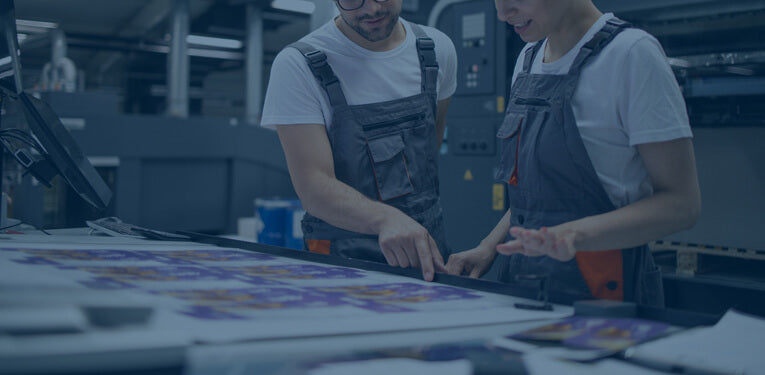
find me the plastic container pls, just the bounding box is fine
[254,198,293,246]
[254,198,305,249]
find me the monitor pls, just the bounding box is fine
[0,0,111,211]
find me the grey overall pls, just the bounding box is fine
[290,24,449,263]
[495,19,664,307]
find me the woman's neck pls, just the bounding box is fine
[544,3,602,63]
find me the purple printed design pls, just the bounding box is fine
[510,316,601,341]
[3,247,488,321]
[11,249,155,265]
[64,264,364,290]
[563,318,670,351]
[61,265,284,289]
[511,317,671,351]
[153,287,343,319]
[310,283,482,313]
[219,265,365,281]
[4,248,274,266]
[147,250,275,265]
[154,283,482,319]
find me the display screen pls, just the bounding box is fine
[0,0,112,210]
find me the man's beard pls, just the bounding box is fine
[341,10,400,43]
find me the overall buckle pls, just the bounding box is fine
[304,50,337,85]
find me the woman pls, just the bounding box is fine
[445,0,701,306]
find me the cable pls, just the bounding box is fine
[0,221,23,231]
[0,221,52,235]
[0,136,15,153]
[1,133,39,150]
[0,129,44,151]
[0,128,38,140]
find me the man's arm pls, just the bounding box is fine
[435,97,451,147]
[276,124,446,281]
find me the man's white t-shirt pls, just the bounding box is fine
[512,13,692,208]
[261,17,457,131]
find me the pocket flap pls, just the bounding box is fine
[496,112,524,139]
[368,134,405,162]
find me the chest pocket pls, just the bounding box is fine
[495,96,552,187]
[495,110,524,186]
[367,133,414,201]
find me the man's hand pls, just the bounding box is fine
[377,212,447,282]
[495,226,577,261]
[275,125,450,282]
[445,244,497,278]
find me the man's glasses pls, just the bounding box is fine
[336,0,389,11]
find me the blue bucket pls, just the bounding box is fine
[254,198,293,246]
[254,198,305,249]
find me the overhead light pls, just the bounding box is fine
[725,66,754,76]
[16,19,59,29]
[667,57,691,68]
[186,35,243,49]
[271,0,316,14]
[17,33,27,44]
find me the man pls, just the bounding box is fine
[261,0,457,281]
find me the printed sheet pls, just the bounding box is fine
[0,235,571,343]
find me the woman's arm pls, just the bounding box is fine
[497,137,701,260]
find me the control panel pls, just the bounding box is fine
[453,3,496,95]
[449,118,497,156]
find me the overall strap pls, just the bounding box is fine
[410,23,438,96]
[568,18,631,76]
[522,41,544,73]
[289,41,348,108]
[509,41,543,98]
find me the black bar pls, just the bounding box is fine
[180,231,720,326]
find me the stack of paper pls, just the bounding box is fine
[625,309,765,375]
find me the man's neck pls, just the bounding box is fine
[335,16,406,52]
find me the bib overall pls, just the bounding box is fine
[290,24,449,263]
[495,19,664,307]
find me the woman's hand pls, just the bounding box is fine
[445,243,498,278]
[496,226,577,261]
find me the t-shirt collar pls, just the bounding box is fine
[539,13,615,71]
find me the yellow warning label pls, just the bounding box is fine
[492,184,504,211]
[497,96,505,113]
[463,169,473,181]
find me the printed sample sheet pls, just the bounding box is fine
[0,236,571,343]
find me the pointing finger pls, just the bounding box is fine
[415,235,434,281]
[429,236,448,273]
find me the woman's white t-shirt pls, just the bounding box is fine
[512,13,692,208]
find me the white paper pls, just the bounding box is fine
[524,354,667,375]
[491,336,614,361]
[309,358,472,375]
[626,309,765,375]
[490,337,539,353]
[1,239,572,344]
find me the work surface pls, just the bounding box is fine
[2,232,763,374]
[0,232,571,373]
